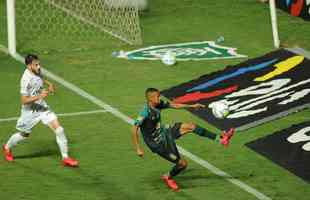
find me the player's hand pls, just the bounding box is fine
[192,103,206,109]
[40,90,49,99]
[48,84,55,94]
[136,148,144,157]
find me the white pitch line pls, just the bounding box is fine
[178,146,272,200]
[0,45,9,54]
[0,47,272,200]
[0,110,107,123]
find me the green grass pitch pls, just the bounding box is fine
[0,0,310,199]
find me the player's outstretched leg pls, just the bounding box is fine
[180,123,235,147]
[161,159,187,191]
[180,122,218,139]
[3,132,28,162]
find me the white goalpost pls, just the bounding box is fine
[269,0,280,48]
[5,0,143,56]
[6,0,16,56]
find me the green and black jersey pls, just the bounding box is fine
[134,100,170,150]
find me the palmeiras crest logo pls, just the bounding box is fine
[115,41,246,61]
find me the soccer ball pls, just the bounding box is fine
[209,101,230,119]
[161,51,176,66]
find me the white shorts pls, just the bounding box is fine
[16,109,57,133]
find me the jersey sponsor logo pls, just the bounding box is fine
[115,41,246,61]
[161,49,310,131]
[246,121,310,183]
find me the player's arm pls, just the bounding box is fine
[20,90,49,105]
[169,102,205,109]
[132,125,144,157]
[132,112,147,157]
[20,78,49,105]
[44,79,55,94]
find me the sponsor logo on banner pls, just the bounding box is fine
[116,41,246,61]
[161,49,310,131]
[277,0,310,20]
[246,121,310,183]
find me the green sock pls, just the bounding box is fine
[193,125,217,140]
[169,164,186,177]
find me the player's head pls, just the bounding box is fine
[25,54,41,76]
[145,88,160,106]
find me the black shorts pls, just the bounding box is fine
[154,123,182,164]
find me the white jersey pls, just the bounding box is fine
[15,69,56,133]
[20,69,48,110]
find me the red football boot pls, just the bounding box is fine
[161,175,179,191]
[2,144,14,162]
[220,128,235,147]
[62,157,79,167]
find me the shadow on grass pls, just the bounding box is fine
[14,149,58,160]
[13,162,148,200]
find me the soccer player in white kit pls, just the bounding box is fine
[2,54,79,167]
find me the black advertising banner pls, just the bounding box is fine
[161,49,310,131]
[276,0,310,21]
[246,121,310,183]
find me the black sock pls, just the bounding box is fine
[193,125,217,140]
[169,163,186,177]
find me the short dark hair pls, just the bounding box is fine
[25,54,39,65]
[145,88,159,98]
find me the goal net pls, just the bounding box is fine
[3,0,143,54]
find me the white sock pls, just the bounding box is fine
[54,127,69,159]
[6,132,26,149]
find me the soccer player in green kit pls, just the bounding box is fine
[132,88,234,191]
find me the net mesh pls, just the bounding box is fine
[15,0,142,50]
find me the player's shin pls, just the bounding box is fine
[54,126,69,159]
[169,162,187,177]
[6,132,27,149]
[193,125,217,140]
